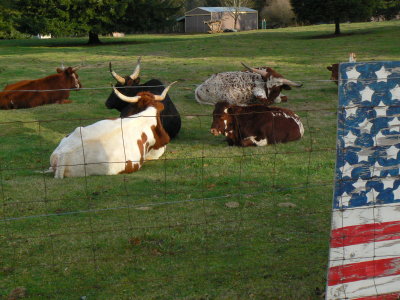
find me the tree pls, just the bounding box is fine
[0,0,22,39]
[290,0,379,34]
[8,0,180,44]
[374,0,400,20]
[220,0,255,30]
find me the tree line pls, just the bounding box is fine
[0,0,399,42]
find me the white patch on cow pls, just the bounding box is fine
[50,106,163,178]
[223,119,227,129]
[278,111,304,137]
[266,76,283,89]
[245,136,268,146]
[72,73,80,89]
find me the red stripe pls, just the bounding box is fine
[353,293,400,300]
[328,257,400,286]
[331,221,400,248]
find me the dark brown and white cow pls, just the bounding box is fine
[327,53,356,85]
[49,82,175,178]
[106,57,181,139]
[0,66,82,109]
[210,101,304,147]
[195,62,302,106]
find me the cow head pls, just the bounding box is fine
[211,101,234,137]
[241,62,302,103]
[112,81,177,116]
[327,64,339,85]
[56,66,82,90]
[106,57,142,110]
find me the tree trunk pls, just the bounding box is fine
[334,18,341,35]
[88,31,102,44]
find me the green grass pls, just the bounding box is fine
[1,20,399,299]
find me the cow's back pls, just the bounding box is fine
[195,72,263,105]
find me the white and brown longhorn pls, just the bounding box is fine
[49,82,176,178]
[195,62,302,106]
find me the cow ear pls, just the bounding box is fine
[327,66,332,71]
[56,68,63,73]
[282,85,292,90]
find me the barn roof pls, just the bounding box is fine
[186,7,257,15]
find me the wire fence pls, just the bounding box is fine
[1,74,394,298]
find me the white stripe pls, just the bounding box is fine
[331,203,400,230]
[327,274,400,299]
[329,240,400,267]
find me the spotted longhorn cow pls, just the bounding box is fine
[327,53,357,85]
[105,57,181,139]
[0,66,82,109]
[210,101,304,147]
[195,62,302,106]
[49,82,175,178]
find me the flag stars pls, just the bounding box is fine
[339,192,352,207]
[341,162,353,177]
[353,178,367,191]
[382,177,395,190]
[360,86,375,102]
[390,84,400,101]
[346,67,361,84]
[358,118,373,133]
[374,101,387,118]
[370,161,383,177]
[345,101,358,118]
[375,66,392,83]
[386,145,399,160]
[388,117,400,132]
[366,188,379,204]
[343,131,357,147]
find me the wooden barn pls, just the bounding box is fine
[184,7,258,33]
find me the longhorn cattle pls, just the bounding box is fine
[105,57,181,139]
[210,101,304,147]
[195,62,302,106]
[49,82,175,178]
[327,53,357,85]
[0,66,82,109]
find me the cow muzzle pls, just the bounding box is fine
[210,128,220,136]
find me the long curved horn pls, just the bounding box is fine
[154,81,178,101]
[241,62,267,77]
[109,62,126,84]
[129,56,142,80]
[112,85,140,103]
[71,65,81,72]
[281,78,303,87]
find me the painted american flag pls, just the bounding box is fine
[327,61,400,300]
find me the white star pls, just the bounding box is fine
[374,101,387,117]
[373,131,387,146]
[358,152,370,163]
[346,67,361,84]
[370,161,383,177]
[360,86,375,102]
[393,187,400,201]
[345,103,358,118]
[382,177,395,190]
[358,118,373,133]
[353,178,366,191]
[375,66,392,83]
[390,84,400,101]
[339,192,352,207]
[388,117,400,132]
[341,162,353,177]
[366,188,379,203]
[343,131,357,147]
[386,145,399,159]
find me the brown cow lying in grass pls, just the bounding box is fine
[0,66,82,109]
[210,101,304,147]
[327,53,357,85]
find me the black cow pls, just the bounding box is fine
[105,57,181,139]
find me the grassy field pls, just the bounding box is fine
[1,20,400,299]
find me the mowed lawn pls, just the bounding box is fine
[1,20,399,299]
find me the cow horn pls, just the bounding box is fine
[61,63,65,70]
[241,62,267,77]
[281,78,303,87]
[129,56,141,80]
[112,85,141,103]
[109,62,126,85]
[72,65,81,72]
[154,81,177,101]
